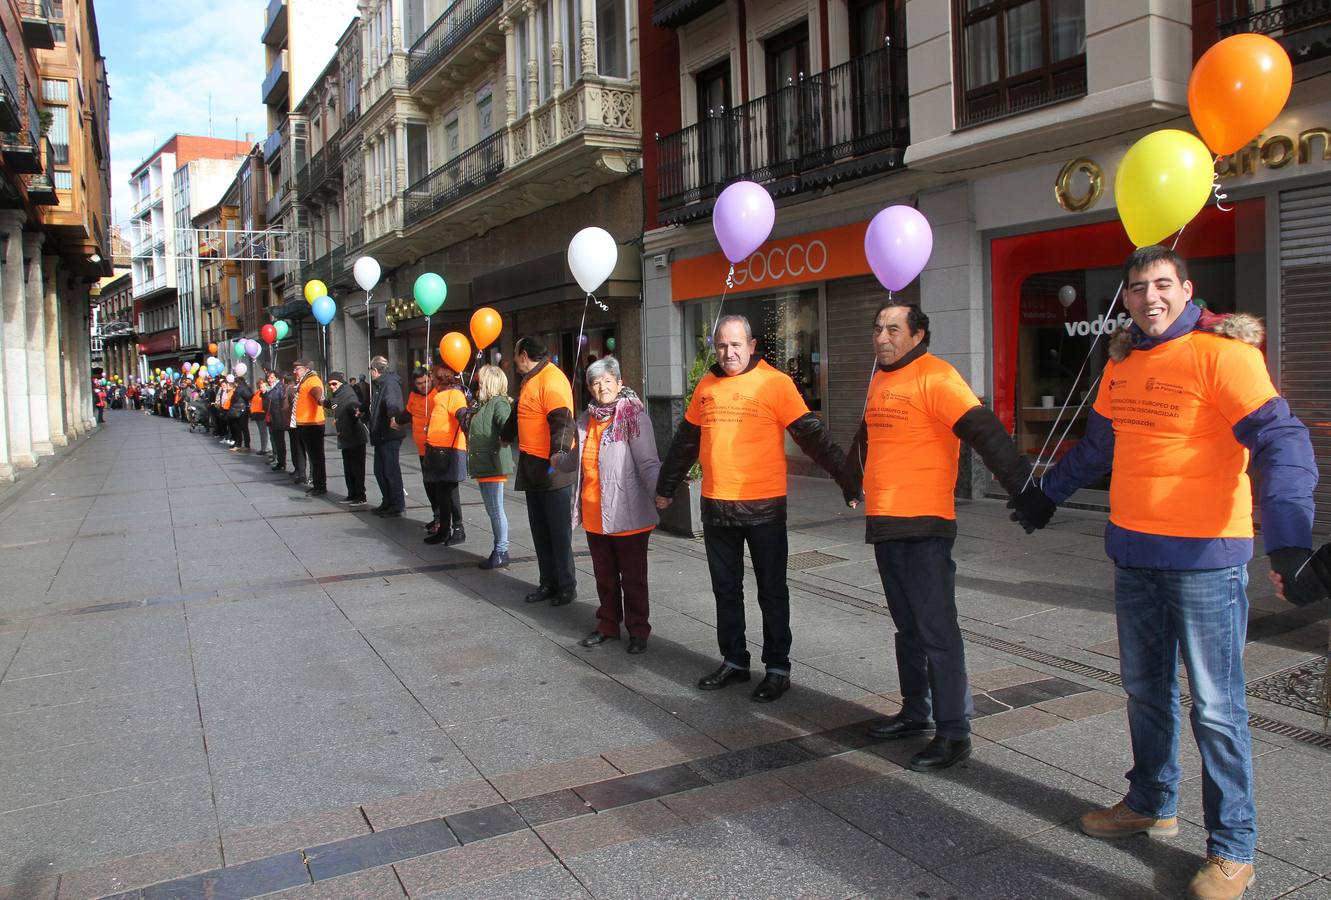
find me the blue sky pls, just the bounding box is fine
[100,0,267,227]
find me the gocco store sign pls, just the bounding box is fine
[671,221,872,302]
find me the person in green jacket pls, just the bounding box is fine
[463,364,515,569]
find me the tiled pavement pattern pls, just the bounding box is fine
[0,411,1326,899]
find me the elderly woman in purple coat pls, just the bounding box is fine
[570,357,661,654]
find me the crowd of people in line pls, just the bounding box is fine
[118,246,1322,900]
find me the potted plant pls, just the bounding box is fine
[658,337,708,538]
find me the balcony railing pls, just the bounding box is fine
[344,228,364,252]
[404,130,505,227]
[262,49,289,105]
[263,127,282,161]
[656,46,909,220]
[19,0,55,50]
[1218,0,1331,64]
[132,274,168,298]
[0,30,19,131]
[262,0,288,46]
[408,0,502,86]
[27,135,56,205]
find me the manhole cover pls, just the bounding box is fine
[787,550,848,570]
[1247,658,1328,716]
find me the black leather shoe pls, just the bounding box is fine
[751,673,790,703]
[423,530,448,545]
[524,586,556,604]
[478,550,510,570]
[908,736,973,772]
[374,508,403,518]
[578,631,617,647]
[306,488,327,497]
[866,713,936,741]
[444,526,466,546]
[626,637,647,654]
[549,589,576,607]
[697,664,751,691]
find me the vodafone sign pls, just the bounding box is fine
[670,220,871,302]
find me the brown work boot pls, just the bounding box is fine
[1079,800,1179,839]
[1187,856,1254,900]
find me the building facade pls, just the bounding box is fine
[0,0,114,479]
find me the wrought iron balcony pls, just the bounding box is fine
[1218,0,1331,64]
[263,126,282,161]
[2,131,40,174]
[656,45,909,222]
[652,0,725,28]
[408,0,502,86]
[0,35,19,131]
[344,229,364,253]
[19,0,55,50]
[27,136,56,204]
[404,131,505,227]
[262,50,289,105]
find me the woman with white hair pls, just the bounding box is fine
[571,357,660,654]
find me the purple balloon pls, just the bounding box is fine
[712,181,775,264]
[864,206,933,292]
[244,339,261,358]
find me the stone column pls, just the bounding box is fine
[0,227,11,480]
[0,212,34,468]
[24,233,51,456]
[525,2,539,114]
[580,0,596,78]
[552,0,566,94]
[500,17,517,127]
[75,281,94,431]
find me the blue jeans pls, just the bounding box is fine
[479,481,508,553]
[1115,565,1255,863]
[373,439,405,511]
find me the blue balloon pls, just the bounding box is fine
[312,295,337,326]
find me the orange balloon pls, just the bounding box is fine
[469,307,502,350]
[438,331,472,375]
[207,342,218,355]
[195,376,206,388]
[1188,33,1292,156]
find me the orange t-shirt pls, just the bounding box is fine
[862,355,981,519]
[406,388,435,455]
[249,388,264,414]
[1094,331,1276,538]
[580,416,650,536]
[220,385,233,410]
[295,375,326,425]
[684,359,809,501]
[426,387,468,451]
[517,362,574,459]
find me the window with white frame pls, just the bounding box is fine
[538,1,553,100]
[563,0,583,78]
[596,0,629,78]
[516,17,530,112]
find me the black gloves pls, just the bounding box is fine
[1008,483,1057,534]
[1269,546,1331,607]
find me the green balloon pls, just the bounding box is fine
[413,273,447,317]
[233,343,247,359]
[274,320,290,340]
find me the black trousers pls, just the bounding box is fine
[435,481,462,534]
[874,537,973,739]
[421,462,441,520]
[228,416,250,448]
[298,424,326,490]
[289,426,306,478]
[269,425,286,468]
[703,521,791,673]
[340,445,366,501]
[525,485,576,593]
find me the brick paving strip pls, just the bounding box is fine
[18,675,1098,900]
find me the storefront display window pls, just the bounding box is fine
[682,288,821,412]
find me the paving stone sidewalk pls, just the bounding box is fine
[0,410,1327,900]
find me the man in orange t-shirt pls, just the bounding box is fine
[657,315,856,703]
[293,359,327,496]
[842,299,1045,773]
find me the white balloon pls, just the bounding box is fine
[234,362,248,377]
[206,356,220,367]
[225,374,235,383]
[567,227,618,294]
[1058,285,1077,309]
[354,256,381,292]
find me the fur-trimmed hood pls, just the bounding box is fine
[1108,305,1264,362]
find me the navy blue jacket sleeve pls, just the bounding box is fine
[1233,397,1317,553]
[1040,409,1115,505]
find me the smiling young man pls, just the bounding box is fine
[842,299,1049,772]
[1023,247,1317,900]
[656,314,856,703]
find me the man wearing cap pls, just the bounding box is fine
[292,360,328,497]
[326,372,368,506]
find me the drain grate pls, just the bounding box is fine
[1246,659,1329,717]
[787,550,848,570]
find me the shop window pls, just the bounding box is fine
[953,0,1086,129]
[683,288,822,413]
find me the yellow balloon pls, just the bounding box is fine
[1114,129,1214,248]
[304,279,328,304]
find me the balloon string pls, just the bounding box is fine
[705,265,737,366]
[1023,223,1188,491]
[574,292,593,391]
[425,317,431,367]
[1211,156,1232,212]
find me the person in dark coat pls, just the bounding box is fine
[263,371,287,471]
[326,372,368,505]
[368,356,408,515]
[228,376,253,452]
[282,373,308,484]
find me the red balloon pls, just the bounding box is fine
[260,324,278,344]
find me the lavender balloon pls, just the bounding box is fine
[713,181,775,264]
[245,339,261,358]
[864,206,933,292]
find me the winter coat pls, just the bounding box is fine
[466,395,515,479]
[571,395,660,535]
[369,371,408,445]
[264,382,285,426]
[328,384,368,449]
